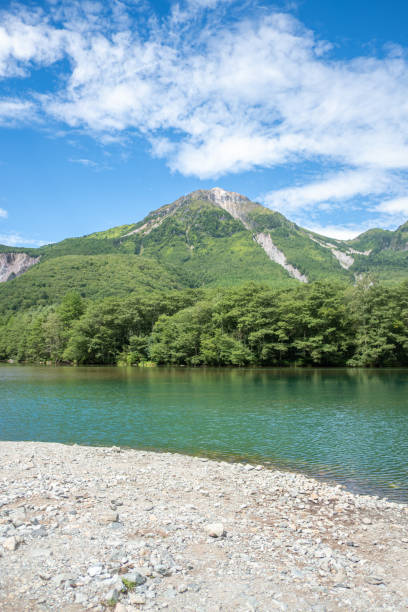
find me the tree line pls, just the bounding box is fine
[1,280,408,367]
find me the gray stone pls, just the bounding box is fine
[31,526,47,538]
[156,564,172,577]
[365,576,385,585]
[122,571,146,586]
[10,509,26,527]
[105,587,121,602]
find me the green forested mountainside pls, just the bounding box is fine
[0,244,38,255]
[1,281,408,367]
[346,228,394,252]
[347,222,408,253]
[0,188,407,317]
[391,221,408,249]
[351,250,408,282]
[125,202,296,288]
[0,255,181,313]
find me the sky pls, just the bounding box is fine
[1,0,408,246]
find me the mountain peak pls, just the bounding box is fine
[185,187,254,229]
[189,187,250,208]
[207,187,250,205]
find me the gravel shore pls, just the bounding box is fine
[0,441,407,611]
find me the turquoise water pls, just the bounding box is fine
[1,365,407,502]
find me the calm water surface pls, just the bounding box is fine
[1,365,407,502]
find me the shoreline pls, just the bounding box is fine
[1,441,408,611]
[3,435,408,505]
[77,444,408,505]
[4,361,408,370]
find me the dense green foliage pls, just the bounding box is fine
[352,249,408,283]
[347,228,393,252]
[1,280,408,367]
[0,255,181,314]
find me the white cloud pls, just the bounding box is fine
[69,158,98,168]
[170,0,232,24]
[304,224,371,241]
[0,207,7,218]
[44,11,408,185]
[0,233,47,247]
[186,0,226,7]
[0,98,35,125]
[260,169,391,214]
[1,1,408,225]
[375,196,408,215]
[0,9,64,78]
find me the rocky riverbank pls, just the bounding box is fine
[0,442,407,611]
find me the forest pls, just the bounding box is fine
[1,279,407,368]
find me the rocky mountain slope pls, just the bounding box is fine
[0,252,39,282]
[0,188,407,313]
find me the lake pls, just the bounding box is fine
[1,365,407,502]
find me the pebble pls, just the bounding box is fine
[105,586,121,602]
[0,440,407,612]
[100,511,119,524]
[74,591,87,604]
[204,522,226,538]
[122,571,146,586]
[31,525,47,537]
[129,593,146,605]
[3,536,19,551]
[365,575,385,585]
[88,564,103,577]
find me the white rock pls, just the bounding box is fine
[129,592,146,605]
[100,511,119,524]
[74,591,88,604]
[205,522,226,538]
[3,536,19,551]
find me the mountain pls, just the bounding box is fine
[0,187,407,314]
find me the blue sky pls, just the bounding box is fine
[1,0,408,246]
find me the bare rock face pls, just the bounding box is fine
[255,232,308,283]
[0,253,40,283]
[204,187,252,229]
